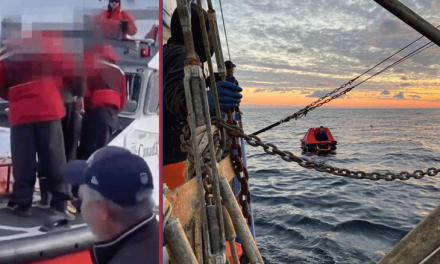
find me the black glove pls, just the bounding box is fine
[120,20,129,32]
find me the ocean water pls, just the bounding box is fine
[241,108,440,264]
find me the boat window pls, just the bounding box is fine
[144,71,159,115]
[124,73,142,113]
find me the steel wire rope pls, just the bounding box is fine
[217,0,231,62]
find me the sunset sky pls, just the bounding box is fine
[211,0,440,107]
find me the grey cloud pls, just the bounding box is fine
[287,47,303,54]
[378,18,412,37]
[400,83,411,86]
[254,88,265,93]
[394,69,406,73]
[306,90,329,98]
[401,76,408,80]
[381,90,390,95]
[410,95,421,98]
[393,92,404,98]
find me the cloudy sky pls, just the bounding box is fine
[210,0,440,107]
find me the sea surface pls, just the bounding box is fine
[241,107,440,264]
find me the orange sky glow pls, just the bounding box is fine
[241,90,440,107]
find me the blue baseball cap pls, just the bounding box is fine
[64,146,153,207]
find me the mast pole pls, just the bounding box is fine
[373,0,440,47]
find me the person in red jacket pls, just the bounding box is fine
[77,44,126,160]
[0,31,73,218]
[96,0,137,39]
[145,23,158,42]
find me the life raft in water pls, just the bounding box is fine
[300,127,337,152]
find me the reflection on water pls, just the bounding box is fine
[242,107,440,264]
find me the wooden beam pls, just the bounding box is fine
[164,157,236,227]
[377,203,440,264]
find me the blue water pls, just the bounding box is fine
[241,108,440,264]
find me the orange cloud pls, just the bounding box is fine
[242,90,440,108]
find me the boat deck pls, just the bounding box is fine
[0,196,87,242]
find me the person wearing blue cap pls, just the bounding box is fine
[64,146,158,264]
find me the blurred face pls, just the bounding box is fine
[79,185,112,241]
[109,0,120,10]
[320,128,324,132]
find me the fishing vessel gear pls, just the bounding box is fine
[196,0,226,150]
[219,177,263,264]
[201,1,257,262]
[173,1,228,263]
[200,0,258,262]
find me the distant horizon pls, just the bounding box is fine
[240,104,440,109]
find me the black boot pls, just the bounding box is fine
[50,201,75,221]
[10,204,32,217]
[36,177,50,208]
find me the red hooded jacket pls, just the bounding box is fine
[83,45,126,111]
[0,30,68,126]
[97,5,137,38]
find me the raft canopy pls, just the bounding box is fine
[300,127,337,152]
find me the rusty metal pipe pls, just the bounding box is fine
[219,177,264,264]
[223,205,239,264]
[164,216,199,264]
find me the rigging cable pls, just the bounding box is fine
[218,0,231,62]
[251,25,440,136]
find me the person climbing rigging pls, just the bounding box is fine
[163,3,243,190]
[205,60,239,88]
[316,126,329,141]
[96,0,137,39]
[225,60,239,85]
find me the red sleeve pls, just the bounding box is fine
[94,11,120,38]
[121,11,137,36]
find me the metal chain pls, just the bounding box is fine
[180,124,223,205]
[214,117,440,181]
[226,110,252,227]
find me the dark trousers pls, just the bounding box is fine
[77,106,118,160]
[10,120,70,209]
[39,103,80,202]
[62,102,79,162]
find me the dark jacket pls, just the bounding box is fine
[316,131,329,141]
[205,72,239,88]
[163,43,188,166]
[93,214,159,264]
